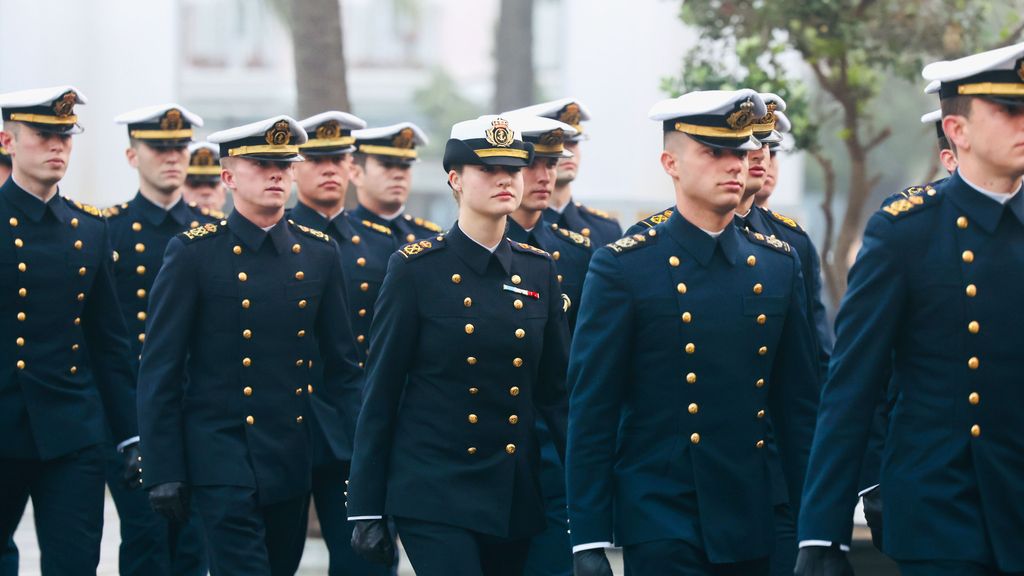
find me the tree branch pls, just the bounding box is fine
[1002,20,1024,46]
[864,126,892,152]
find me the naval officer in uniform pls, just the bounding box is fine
[181,141,229,213]
[137,115,363,575]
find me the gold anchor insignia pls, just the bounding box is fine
[726,99,756,130]
[161,109,184,131]
[53,92,77,117]
[316,120,341,140]
[265,120,293,146]
[485,117,515,148]
[193,148,215,166]
[558,103,581,127]
[392,127,416,149]
[538,129,565,147]
[758,102,777,125]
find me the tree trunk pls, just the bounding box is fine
[290,0,351,117]
[830,143,870,299]
[493,0,535,112]
[812,150,841,308]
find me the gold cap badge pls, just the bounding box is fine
[485,118,515,148]
[265,120,293,146]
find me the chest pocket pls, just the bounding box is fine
[743,295,788,317]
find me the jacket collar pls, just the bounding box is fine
[948,170,1024,233]
[229,209,293,254]
[447,220,512,276]
[2,177,69,224]
[663,208,739,267]
[131,192,190,227]
[291,200,353,241]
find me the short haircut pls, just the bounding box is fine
[940,96,973,119]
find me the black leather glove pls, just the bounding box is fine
[862,485,883,551]
[794,544,854,576]
[148,482,190,523]
[120,441,143,490]
[351,519,394,566]
[573,548,613,576]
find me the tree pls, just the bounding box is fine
[271,0,352,116]
[669,1,1024,306]
[494,0,535,112]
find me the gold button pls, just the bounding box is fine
[137,288,147,299]
[18,262,27,272]
[360,282,369,292]
[968,321,980,334]
[135,243,145,253]
[14,238,23,248]
[758,346,768,356]
[969,392,980,405]
[132,222,142,232]
[74,317,81,326]
[690,433,700,444]
[243,386,253,396]
[753,283,763,295]
[406,234,415,243]
[297,330,305,337]
[513,357,524,368]
[70,218,78,228]
[968,357,979,370]
[553,251,560,261]
[464,297,472,307]
[465,324,475,334]
[298,299,308,309]
[352,235,361,245]
[756,378,765,388]
[78,266,87,276]
[686,372,697,384]
[757,314,767,325]
[508,414,519,424]
[238,272,248,282]
[688,403,698,414]
[962,250,974,263]
[296,416,304,423]
[137,311,147,321]
[685,343,695,354]
[295,271,305,280]
[9,217,18,227]
[757,409,765,419]
[136,265,146,275]
[18,288,26,298]
[467,447,477,455]
[557,274,563,283]
[469,387,479,395]
[68,365,78,374]
[295,359,305,367]
[966,284,977,297]
[681,312,692,323]
[468,414,478,424]
[466,356,477,365]
[510,386,520,396]
[292,244,301,254]
[72,344,79,351]
[747,255,757,267]
[242,357,252,367]
[358,308,367,317]
[246,416,255,425]
[242,299,251,309]
[357,334,366,343]
[515,328,525,339]
[676,283,687,294]
[16,360,25,370]
[233,245,242,255]
[506,444,516,454]
[669,256,680,267]
[308,385,314,394]
[956,216,968,229]
[756,440,765,449]
[190,221,199,228]
[357,257,366,267]
[137,333,145,343]
[511,274,522,285]
[243,329,252,339]
[16,312,25,322]
[74,240,83,250]
[16,337,24,347]
[581,228,591,237]
[451,274,462,284]
[514,299,524,310]
[971,424,981,437]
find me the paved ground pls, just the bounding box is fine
[14,492,894,575]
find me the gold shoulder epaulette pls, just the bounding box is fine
[768,209,802,230]
[180,222,223,242]
[207,208,226,220]
[579,203,616,222]
[102,204,125,218]
[399,236,445,259]
[552,224,591,248]
[288,220,331,242]
[636,208,674,229]
[881,192,931,218]
[360,219,393,236]
[898,183,937,199]
[69,200,104,219]
[509,240,550,258]
[607,229,657,254]
[411,216,443,233]
[745,229,792,254]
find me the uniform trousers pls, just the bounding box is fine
[394,516,531,576]
[769,503,796,576]
[192,485,307,576]
[898,561,1024,576]
[624,539,769,576]
[0,444,106,576]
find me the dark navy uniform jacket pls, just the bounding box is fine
[287,200,393,465]
[347,224,571,539]
[352,203,443,246]
[799,173,1024,571]
[137,210,363,505]
[105,193,217,366]
[543,200,622,247]
[566,211,819,563]
[0,178,137,459]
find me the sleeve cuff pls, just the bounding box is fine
[116,436,140,452]
[347,515,383,521]
[858,484,880,497]
[572,542,612,554]
[799,540,850,552]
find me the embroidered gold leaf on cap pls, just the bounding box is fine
[161,109,184,131]
[392,127,415,149]
[726,99,756,130]
[485,118,515,148]
[316,120,341,140]
[265,120,293,145]
[53,92,77,117]
[558,103,581,127]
